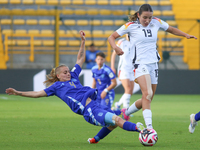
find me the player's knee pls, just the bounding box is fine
[113,115,121,124]
[147,90,153,101]
[144,89,153,101]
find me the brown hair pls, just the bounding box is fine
[96,52,106,58]
[43,64,67,87]
[128,4,153,22]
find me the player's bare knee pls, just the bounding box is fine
[112,115,120,123]
[112,115,117,122]
[146,90,153,101]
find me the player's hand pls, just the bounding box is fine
[114,47,124,55]
[79,30,86,41]
[100,91,107,99]
[186,34,197,39]
[5,88,18,95]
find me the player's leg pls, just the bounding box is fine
[137,74,153,129]
[189,111,200,133]
[123,77,152,122]
[87,106,144,143]
[123,73,141,116]
[115,79,131,109]
[88,126,115,144]
[125,98,142,116]
[89,113,144,144]
[118,79,134,120]
[86,103,115,144]
[126,83,156,116]
[104,112,144,132]
[136,63,158,129]
[122,79,134,108]
[115,71,132,109]
[122,67,143,117]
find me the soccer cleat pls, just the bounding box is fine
[121,108,130,121]
[189,114,198,134]
[87,138,98,144]
[136,122,145,132]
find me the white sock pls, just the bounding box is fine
[125,102,140,116]
[117,93,130,106]
[122,94,131,108]
[143,109,153,129]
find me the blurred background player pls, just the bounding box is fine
[108,4,197,129]
[111,34,134,114]
[189,111,200,133]
[85,43,101,69]
[91,52,121,115]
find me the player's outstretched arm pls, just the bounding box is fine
[166,26,197,39]
[76,30,86,68]
[5,88,47,98]
[108,32,124,56]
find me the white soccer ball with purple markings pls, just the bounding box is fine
[139,128,158,146]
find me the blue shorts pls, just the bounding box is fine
[83,100,115,127]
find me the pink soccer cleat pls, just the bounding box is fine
[121,108,130,121]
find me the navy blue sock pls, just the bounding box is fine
[114,110,121,116]
[94,127,112,142]
[195,111,200,121]
[123,121,137,132]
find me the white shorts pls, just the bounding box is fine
[118,70,135,81]
[133,63,158,84]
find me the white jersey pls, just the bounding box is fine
[116,38,133,72]
[116,17,169,65]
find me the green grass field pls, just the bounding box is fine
[0,94,199,150]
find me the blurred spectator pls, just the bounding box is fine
[85,43,101,69]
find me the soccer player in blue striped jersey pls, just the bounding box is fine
[91,52,121,115]
[5,31,144,144]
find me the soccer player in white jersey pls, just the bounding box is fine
[111,34,135,115]
[108,4,197,129]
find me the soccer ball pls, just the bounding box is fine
[139,128,158,146]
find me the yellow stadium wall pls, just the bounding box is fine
[0,27,7,69]
[170,0,200,69]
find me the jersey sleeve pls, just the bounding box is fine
[44,84,56,96]
[154,17,169,31]
[116,22,134,36]
[105,67,116,80]
[70,64,82,79]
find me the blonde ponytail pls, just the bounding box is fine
[43,64,67,87]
